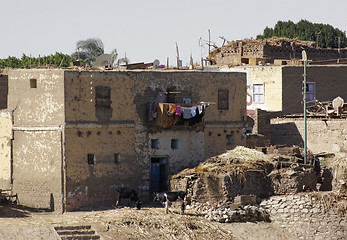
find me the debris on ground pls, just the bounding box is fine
[205,203,270,223]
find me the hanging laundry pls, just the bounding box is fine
[175,106,182,116]
[198,104,203,114]
[190,107,197,117]
[182,107,192,119]
[167,104,176,115]
[182,97,191,104]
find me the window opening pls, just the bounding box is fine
[226,135,235,145]
[303,82,316,102]
[151,139,159,149]
[253,84,264,103]
[218,89,229,110]
[30,79,37,88]
[171,139,178,149]
[115,153,121,164]
[87,154,95,165]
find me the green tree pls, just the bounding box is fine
[72,38,118,66]
[257,20,347,48]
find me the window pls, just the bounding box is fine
[115,153,121,164]
[87,154,95,165]
[303,82,316,102]
[226,135,235,145]
[151,139,159,149]
[218,90,229,110]
[95,86,111,108]
[253,84,264,103]
[30,79,37,88]
[95,85,112,121]
[171,139,178,149]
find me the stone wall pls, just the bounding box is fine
[260,193,347,240]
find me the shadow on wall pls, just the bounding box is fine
[271,122,303,147]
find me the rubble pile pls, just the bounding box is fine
[268,165,318,194]
[205,203,270,223]
[170,147,275,207]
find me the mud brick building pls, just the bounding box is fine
[0,69,246,212]
[208,37,347,66]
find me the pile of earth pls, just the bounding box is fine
[169,146,323,210]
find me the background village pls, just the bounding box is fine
[1,21,347,239]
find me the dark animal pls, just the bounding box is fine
[115,187,141,210]
[154,191,186,214]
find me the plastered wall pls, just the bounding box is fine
[148,130,205,175]
[0,111,12,189]
[64,126,137,211]
[8,69,65,212]
[8,69,65,126]
[12,130,63,212]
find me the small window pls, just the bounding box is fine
[115,153,121,164]
[218,90,229,110]
[253,84,264,103]
[171,139,178,149]
[87,154,95,165]
[226,135,235,145]
[303,82,315,102]
[151,139,159,149]
[30,79,37,88]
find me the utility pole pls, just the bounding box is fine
[176,42,180,69]
[302,50,308,164]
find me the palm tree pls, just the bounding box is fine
[72,38,118,66]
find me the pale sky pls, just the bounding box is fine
[1,0,347,66]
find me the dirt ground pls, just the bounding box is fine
[0,203,295,240]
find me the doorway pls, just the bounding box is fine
[150,157,168,197]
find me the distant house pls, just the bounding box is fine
[0,69,247,212]
[207,65,347,117]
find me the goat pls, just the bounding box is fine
[153,191,186,214]
[115,187,141,210]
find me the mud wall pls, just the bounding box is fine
[148,130,204,175]
[271,118,347,157]
[0,111,12,189]
[8,69,65,125]
[260,193,347,240]
[7,69,65,212]
[0,74,8,109]
[63,70,246,209]
[282,65,347,115]
[12,130,63,212]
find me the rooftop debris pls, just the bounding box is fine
[306,97,347,118]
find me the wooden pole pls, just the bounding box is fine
[166,57,169,69]
[38,55,41,67]
[176,42,180,70]
[201,57,204,70]
[30,54,32,68]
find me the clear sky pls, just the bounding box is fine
[1,0,347,66]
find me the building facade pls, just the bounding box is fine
[0,69,247,212]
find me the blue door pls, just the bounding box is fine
[150,163,160,195]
